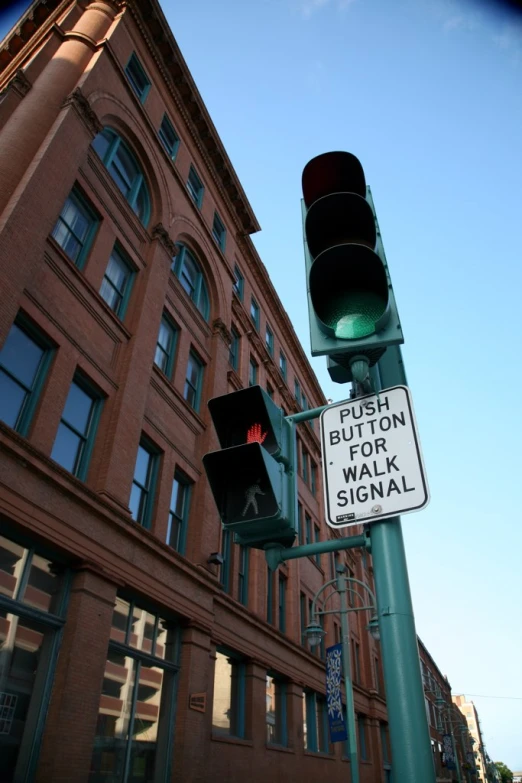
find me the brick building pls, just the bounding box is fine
[420,641,482,783]
[0,1,389,781]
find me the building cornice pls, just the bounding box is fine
[127,0,260,237]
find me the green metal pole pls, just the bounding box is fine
[451,729,462,783]
[368,347,436,783]
[337,569,359,783]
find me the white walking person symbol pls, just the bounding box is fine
[242,481,265,517]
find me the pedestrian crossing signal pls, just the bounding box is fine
[202,386,297,549]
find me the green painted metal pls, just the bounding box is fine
[264,532,369,571]
[369,345,436,783]
[300,154,404,382]
[203,386,298,549]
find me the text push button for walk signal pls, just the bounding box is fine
[320,386,429,529]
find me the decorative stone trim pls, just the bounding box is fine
[212,318,232,346]
[152,223,178,257]
[9,68,31,97]
[62,87,102,137]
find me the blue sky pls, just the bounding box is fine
[2,0,521,770]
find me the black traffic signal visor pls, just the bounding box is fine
[302,151,366,208]
[309,244,390,340]
[305,192,376,260]
[208,385,282,456]
[202,443,282,526]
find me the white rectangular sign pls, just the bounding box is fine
[320,385,429,528]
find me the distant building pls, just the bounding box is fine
[453,695,489,782]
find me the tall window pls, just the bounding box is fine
[184,351,204,412]
[233,264,244,299]
[220,529,232,593]
[358,715,368,760]
[297,502,304,544]
[266,382,274,399]
[265,324,274,356]
[167,470,191,553]
[300,592,307,646]
[124,52,151,102]
[302,447,309,484]
[279,351,286,380]
[186,164,204,207]
[305,513,312,546]
[248,356,258,387]
[51,374,102,480]
[129,440,159,527]
[313,524,321,566]
[0,534,69,782]
[303,691,330,753]
[52,188,99,268]
[238,545,249,605]
[212,211,226,251]
[311,462,318,496]
[89,597,178,783]
[352,640,361,684]
[158,114,179,159]
[229,327,240,370]
[266,566,274,624]
[0,316,53,436]
[278,574,286,633]
[250,297,260,330]
[92,127,150,224]
[294,378,301,403]
[172,245,210,320]
[212,650,246,738]
[266,675,287,746]
[100,245,134,319]
[154,315,178,378]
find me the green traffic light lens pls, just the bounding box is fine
[327,291,387,339]
[309,244,390,341]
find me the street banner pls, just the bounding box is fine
[325,643,347,742]
[442,734,455,769]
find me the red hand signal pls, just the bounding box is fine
[247,423,267,444]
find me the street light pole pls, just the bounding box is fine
[306,570,379,783]
[337,568,359,783]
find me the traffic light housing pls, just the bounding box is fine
[302,151,403,382]
[202,386,297,549]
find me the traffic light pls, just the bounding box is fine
[202,386,297,549]
[302,151,403,382]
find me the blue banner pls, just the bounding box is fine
[442,734,455,769]
[326,643,347,742]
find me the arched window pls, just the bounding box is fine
[91,127,151,226]
[172,245,210,320]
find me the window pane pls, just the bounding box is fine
[0,324,44,389]
[51,423,83,473]
[110,597,130,644]
[110,143,138,197]
[0,371,27,428]
[91,128,112,160]
[129,606,156,654]
[22,554,61,613]
[0,537,26,600]
[134,182,148,222]
[134,445,151,487]
[0,612,54,780]
[62,382,93,434]
[266,676,277,743]
[180,253,198,298]
[212,652,234,735]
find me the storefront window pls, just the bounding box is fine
[89,598,178,783]
[0,534,68,782]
